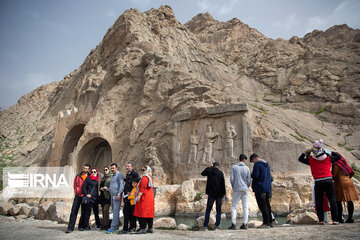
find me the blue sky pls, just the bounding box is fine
[1,0,359,109]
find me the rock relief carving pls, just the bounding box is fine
[188,130,199,163]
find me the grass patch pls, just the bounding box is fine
[282,122,290,128]
[351,164,360,182]
[315,130,327,136]
[338,143,354,152]
[194,192,203,201]
[290,133,305,142]
[295,130,313,143]
[313,106,326,115]
[345,132,353,137]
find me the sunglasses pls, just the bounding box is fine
[92,171,97,173]
[104,169,109,171]
[141,169,146,171]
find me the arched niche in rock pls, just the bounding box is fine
[60,124,86,166]
[77,137,112,172]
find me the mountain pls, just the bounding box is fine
[0,5,359,186]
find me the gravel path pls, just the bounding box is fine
[0,215,359,240]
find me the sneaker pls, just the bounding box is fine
[78,228,84,231]
[147,228,154,233]
[228,224,236,230]
[106,229,118,234]
[135,228,147,234]
[240,224,248,230]
[85,227,91,231]
[317,221,326,225]
[65,229,73,233]
[257,224,270,229]
[214,226,220,230]
[117,229,128,234]
[200,226,208,231]
[332,221,339,225]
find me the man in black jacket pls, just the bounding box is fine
[200,162,226,230]
[118,162,139,234]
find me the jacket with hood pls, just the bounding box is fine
[298,151,341,180]
[201,167,226,197]
[251,160,272,193]
[230,162,251,192]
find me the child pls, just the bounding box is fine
[127,178,139,232]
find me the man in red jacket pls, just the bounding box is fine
[66,164,90,233]
[298,139,340,225]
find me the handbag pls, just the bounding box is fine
[82,184,96,204]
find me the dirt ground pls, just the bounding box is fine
[0,215,359,240]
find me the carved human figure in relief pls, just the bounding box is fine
[225,120,237,158]
[202,125,218,163]
[188,131,199,163]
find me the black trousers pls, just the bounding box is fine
[123,199,136,230]
[138,217,153,229]
[314,179,338,222]
[337,201,354,221]
[92,203,102,227]
[67,195,87,231]
[83,202,93,229]
[255,192,272,225]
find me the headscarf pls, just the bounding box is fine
[89,168,99,181]
[334,154,353,176]
[311,139,327,161]
[134,166,153,204]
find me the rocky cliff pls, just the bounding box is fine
[0,6,359,215]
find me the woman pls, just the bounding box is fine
[133,165,155,234]
[81,168,100,230]
[99,166,112,230]
[332,154,359,223]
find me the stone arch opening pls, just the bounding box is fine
[77,137,112,172]
[60,124,86,166]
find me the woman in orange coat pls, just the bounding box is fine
[134,165,155,234]
[332,154,359,223]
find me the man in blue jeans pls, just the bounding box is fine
[200,162,226,230]
[106,163,124,234]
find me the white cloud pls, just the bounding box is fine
[20,10,40,19]
[196,0,238,16]
[274,13,298,30]
[197,0,211,12]
[41,21,70,34]
[10,73,55,93]
[106,9,116,18]
[305,0,360,33]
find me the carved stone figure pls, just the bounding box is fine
[225,120,237,158]
[188,131,199,163]
[202,125,218,163]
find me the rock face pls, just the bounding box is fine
[0,5,359,217]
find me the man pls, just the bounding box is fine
[250,153,273,228]
[66,164,90,233]
[106,163,124,234]
[118,162,139,234]
[228,154,251,230]
[200,162,226,231]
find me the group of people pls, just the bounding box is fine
[200,139,358,230]
[66,162,155,235]
[65,138,357,233]
[200,153,274,230]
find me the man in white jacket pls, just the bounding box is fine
[228,154,251,230]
